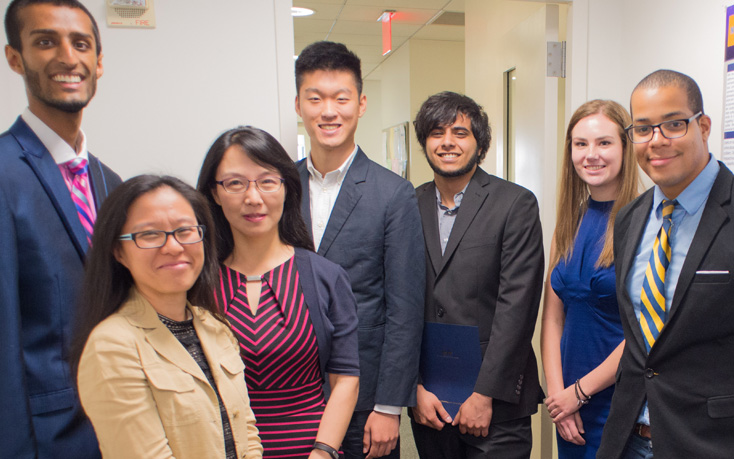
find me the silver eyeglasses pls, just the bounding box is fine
[625,112,702,144]
[215,176,284,194]
[118,225,206,249]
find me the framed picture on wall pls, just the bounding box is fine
[382,122,409,179]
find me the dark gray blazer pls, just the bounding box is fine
[598,163,734,459]
[415,167,544,423]
[297,148,425,411]
[0,117,121,458]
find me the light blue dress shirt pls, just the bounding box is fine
[626,154,719,425]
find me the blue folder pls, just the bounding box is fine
[419,322,482,418]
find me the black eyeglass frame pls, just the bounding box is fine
[118,225,206,249]
[215,177,285,194]
[625,111,703,144]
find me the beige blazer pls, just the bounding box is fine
[78,289,262,459]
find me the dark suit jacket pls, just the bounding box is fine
[598,163,734,459]
[0,117,121,458]
[297,148,425,411]
[416,168,544,423]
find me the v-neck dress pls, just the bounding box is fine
[217,256,326,458]
[550,199,625,458]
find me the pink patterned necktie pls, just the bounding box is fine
[65,157,94,244]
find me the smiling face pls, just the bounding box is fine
[295,69,366,160]
[5,4,103,115]
[213,146,286,243]
[631,85,711,199]
[114,186,204,307]
[424,113,480,179]
[570,113,624,201]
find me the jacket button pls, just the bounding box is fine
[645,368,655,379]
[437,307,445,317]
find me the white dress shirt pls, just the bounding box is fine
[306,145,358,250]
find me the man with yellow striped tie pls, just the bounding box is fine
[597,69,734,459]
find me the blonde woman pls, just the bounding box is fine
[541,100,639,458]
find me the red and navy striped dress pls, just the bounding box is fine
[216,256,326,458]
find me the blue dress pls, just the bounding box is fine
[550,199,624,459]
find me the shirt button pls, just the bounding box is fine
[318,221,324,228]
[233,410,239,419]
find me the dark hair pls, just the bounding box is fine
[633,69,704,115]
[5,0,101,55]
[295,41,363,95]
[414,91,491,164]
[197,126,314,262]
[71,175,223,375]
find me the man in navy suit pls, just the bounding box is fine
[295,41,425,459]
[598,70,734,458]
[0,1,121,457]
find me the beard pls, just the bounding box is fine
[425,149,480,178]
[23,63,96,113]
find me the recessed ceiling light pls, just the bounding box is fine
[292,7,314,17]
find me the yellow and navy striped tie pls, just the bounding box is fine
[639,199,676,352]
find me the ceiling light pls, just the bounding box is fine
[292,7,314,17]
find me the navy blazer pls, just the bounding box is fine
[297,149,425,410]
[416,168,544,422]
[0,117,121,458]
[598,163,734,458]
[294,247,360,380]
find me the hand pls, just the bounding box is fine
[451,392,492,437]
[412,384,452,430]
[363,411,400,459]
[544,384,581,421]
[555,411,585,445]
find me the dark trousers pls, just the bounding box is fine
[410,414,532,459]
[342,409,401,459]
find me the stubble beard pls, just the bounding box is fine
[23,62,96,114]
[426,149,480,178]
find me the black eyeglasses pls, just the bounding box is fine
[118,225,205,249]
[625,112,702,144]
[215,176,284,194]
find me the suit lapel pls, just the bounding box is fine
[87,154,110,208]
[417,182,443,276]
[437,169,489,276]
[124,291,209,384]
[668,166,733,321]
[315,149,366,256]
[618,191,654,352]
[11,118,88,259]
[297,161,313,237]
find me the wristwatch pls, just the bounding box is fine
[313,441,339,459]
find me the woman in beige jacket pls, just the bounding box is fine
[73,175,262,459]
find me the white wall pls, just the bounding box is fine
[568,0,729,157]
[0,0,296,184]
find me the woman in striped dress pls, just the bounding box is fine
[198,126,360,459]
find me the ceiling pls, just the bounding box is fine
[293,0,466,78]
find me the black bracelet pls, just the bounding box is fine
[313,441,339,459]
[574,379,591,407]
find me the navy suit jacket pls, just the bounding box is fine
[0,117,121,458]
[598,163,734,459]
[297,148,425,411]
[415,168,544,422]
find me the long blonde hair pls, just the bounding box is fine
[551,99,640,269]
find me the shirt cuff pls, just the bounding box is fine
[373,404,402,415]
